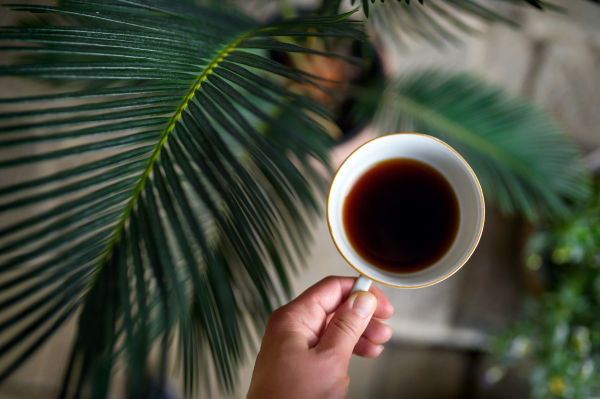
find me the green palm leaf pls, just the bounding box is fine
[375,69,591,221]
[357,0,595,49]
[344,0,546,20]
[0,1,365,397]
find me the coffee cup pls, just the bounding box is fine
[327,133,485,294]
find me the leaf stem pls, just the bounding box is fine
[89,33,250,288]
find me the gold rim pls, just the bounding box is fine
[326,133,486,289]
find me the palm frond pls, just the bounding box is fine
[0,1,365,397]
[366,0,513,49]
[344,0,529,20]
[361,0,594,49]
[375,69,591,221]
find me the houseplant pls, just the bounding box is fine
[0,0,593,397]
[491,184,600,398]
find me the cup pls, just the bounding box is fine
[327,133,485,294]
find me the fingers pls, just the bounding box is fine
[314,291,377,362]
[369,285,394,321]
[325,313,393,344]
[353,319,392,358]
[362,319,393,344]
[268,276,394,351]
[291,276,394,321]
[324,313,393,345]
[353,336,384,358]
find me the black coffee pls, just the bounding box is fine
[342,158,460,273]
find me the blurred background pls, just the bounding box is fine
[1,0,600,398]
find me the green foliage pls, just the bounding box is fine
[0,1,364,397]
[492,187,600,399]
[375,70,591,221]
[362,0,596,51]
[367,0,514,49]
[322,0,533,20]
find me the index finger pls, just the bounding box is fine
[291,276,394,321]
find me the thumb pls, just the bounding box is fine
[316,291,377,359]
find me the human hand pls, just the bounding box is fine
[247,276,394,399]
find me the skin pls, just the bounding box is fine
[247,276,395,399]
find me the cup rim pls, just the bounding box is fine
[326,133,486,289]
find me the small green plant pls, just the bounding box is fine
[492,186,600,398]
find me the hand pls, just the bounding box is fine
[247,276,394,399]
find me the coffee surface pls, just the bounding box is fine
[342,158,460,273]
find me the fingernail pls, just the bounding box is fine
[352,292,376,318]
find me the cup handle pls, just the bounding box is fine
[350,274,373,295]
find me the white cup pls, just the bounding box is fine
[327,133,485,294]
